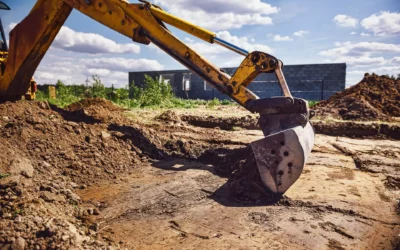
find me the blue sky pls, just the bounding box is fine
[2,0,400,87]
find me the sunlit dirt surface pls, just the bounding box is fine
[78,108,400,250]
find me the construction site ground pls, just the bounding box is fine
[0,100,399,250]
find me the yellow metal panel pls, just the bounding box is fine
[114,2,258,107]
[64,0,149,44]
[149,6,215,44]
[0,0,72,96]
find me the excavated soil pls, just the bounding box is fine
[173,111,400,140]
[315,74,400,121]
[0,100,399,249]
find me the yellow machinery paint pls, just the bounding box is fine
[0,0,315,194]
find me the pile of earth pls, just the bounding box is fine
[314,73,400,121]
[0,99,201,249]
[1,98,262,249]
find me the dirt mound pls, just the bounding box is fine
[181,114,259,130]
[313,121,400,140]
[0,100,171,249]
[66,97,121,112]
[64,98,125,123]
[315,73,400,121]
[156,110,181,123]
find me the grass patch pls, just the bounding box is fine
[36,75,237,110]
[35,75,316,110]
[0,173,11,179]
[309,100,319,108]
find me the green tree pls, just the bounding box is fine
[91,75,106,98]
[130,75,172,107]
[115,86,130,100]
[53,80,81,107]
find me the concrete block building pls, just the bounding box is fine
[129,63,346,101]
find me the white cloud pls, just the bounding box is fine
[293,30,309,37]
[371,65,400,73]
[184,37,195,43]
[34,53,164,87]
[319,41,400,57]
[79,57,163,72]
[86,68,111,76]
[154,0,278,15]
[153,0,278,30]
[53,26,140,54]
[273,34,292,41]
[361,11,400,36]
[217,31,273,52]
[347,70,366,75]
[323,56,385,66]
[184,31,273,57]
[333,14,358,27]
[360,32,371,37]
[6,22,17,32]
[350,32,357,35]
[346,66,400,86]
[320,41,399,86]
[389,57,400,65]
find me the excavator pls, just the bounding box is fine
[0,0,314,195]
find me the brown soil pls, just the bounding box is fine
[177,112,400,140]
[181,114,258,130]
[315,73,400,121]
[313,121,400,140]
[0,101,399,249]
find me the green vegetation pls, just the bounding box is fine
[36,74,321,110]
[36,74,236,109]
[0,173,11,179]
[308,100,319,108]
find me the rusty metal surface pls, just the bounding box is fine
[0,0,149,98]
[1,0,287,112]
[253,97,310,136]
[0,0,72,96]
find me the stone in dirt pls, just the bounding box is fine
[11,237,25,250]
[9,157,34,178]
[101,131,111,141]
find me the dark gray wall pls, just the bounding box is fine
[129,63,346,101]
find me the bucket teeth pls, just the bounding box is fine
[251,122,314,194]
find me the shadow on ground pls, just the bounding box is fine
[151,157,283,208]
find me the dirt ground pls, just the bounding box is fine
[0,101,399,249]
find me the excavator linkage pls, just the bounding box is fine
[0,0,315,195]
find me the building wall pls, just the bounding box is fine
[129,63,346,101]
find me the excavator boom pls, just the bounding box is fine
[0,0,315,194]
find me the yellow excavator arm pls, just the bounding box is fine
[0,0,315,194]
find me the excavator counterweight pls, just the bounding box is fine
[0,0,315,195]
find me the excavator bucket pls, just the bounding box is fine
[251,122,314,195]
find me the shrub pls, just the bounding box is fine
[132,74,173,107]
[206,98,220,108]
